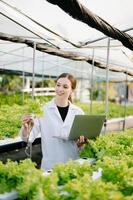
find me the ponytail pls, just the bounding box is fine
[68,95,72,103]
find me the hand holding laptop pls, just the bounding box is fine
[76,135,87,148]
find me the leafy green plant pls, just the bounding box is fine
[52,160,92,185]
[80,130,133,159]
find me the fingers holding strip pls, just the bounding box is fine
[77,135,86,144]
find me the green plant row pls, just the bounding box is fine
[76,101,133,118]
[0,93,52,106]
[0,99,43,139]
[80,129,133,159]
[0,129,133,199]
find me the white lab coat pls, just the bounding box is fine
[20,99,84,171]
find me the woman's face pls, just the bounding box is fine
[55,77,72,100]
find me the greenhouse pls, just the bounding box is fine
[0,0,133,199]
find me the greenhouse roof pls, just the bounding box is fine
[0,0,133,81]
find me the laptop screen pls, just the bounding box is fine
[68,115,105,140]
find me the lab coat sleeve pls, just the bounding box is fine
[19,117,41,143]
[78,108,84,115]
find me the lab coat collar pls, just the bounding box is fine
[47,98,77,126]
[47,98,77,110]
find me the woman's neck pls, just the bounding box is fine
[54,97,69,107]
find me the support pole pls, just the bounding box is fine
[32,42,36,100]
[90,48,95,114]
[22,47,25,104]
[121,50,131,131]
[22,70,25,104]
[104,38,110,133]
[41,53,45,88]
[123,74,128,131]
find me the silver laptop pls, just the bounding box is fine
[68,115,105,140]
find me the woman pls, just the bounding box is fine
[20,73,85,171]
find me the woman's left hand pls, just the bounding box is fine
[76,135,87,148]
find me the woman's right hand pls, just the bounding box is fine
[21,114,35,135]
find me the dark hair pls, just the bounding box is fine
[56,73,77,102]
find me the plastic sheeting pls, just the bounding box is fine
[0,0,133,81]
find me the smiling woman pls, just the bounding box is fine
[19,73,86,171]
